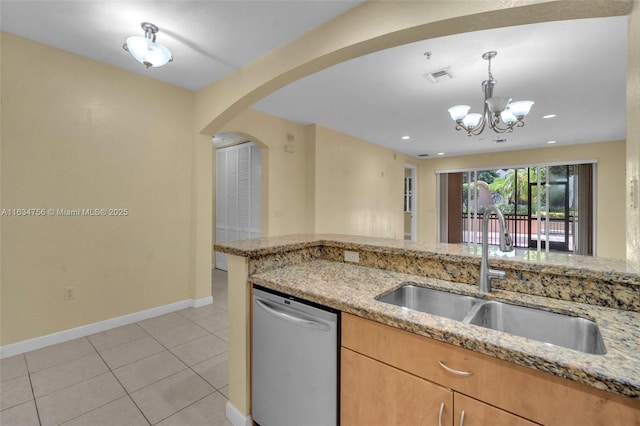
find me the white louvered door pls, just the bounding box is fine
[215,142,262,271]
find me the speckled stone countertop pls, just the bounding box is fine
[250,259,640,399]
[217,234,640,280]
[215,234,640,398]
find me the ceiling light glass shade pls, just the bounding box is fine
[500,109,517,124]
[508,100,535,118]
[448,105,470,120]
[125,36,172,68]
[462,113,482,129]
[486,97,511,113]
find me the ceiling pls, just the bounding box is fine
[0,0,362,90]
[1,2,628,159]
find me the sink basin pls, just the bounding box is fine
[377,284,606,355]
[466,301,607,355]
[376,285,482,321]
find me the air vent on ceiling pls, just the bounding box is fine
[423,67,454,84]
[418,153,430,157]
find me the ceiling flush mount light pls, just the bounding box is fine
[123,22,173,68]
[448,51,534,136]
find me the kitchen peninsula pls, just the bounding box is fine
[215,234,640,425]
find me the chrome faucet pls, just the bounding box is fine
[479,205,514,293]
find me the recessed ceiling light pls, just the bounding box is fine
[547,140,557,144]
[543,114,557,119]
[437,152,445,156]
[401,136,410,140]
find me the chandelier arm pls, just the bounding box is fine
[490,118,526,133]
[488,114,516,133]
[489,124,513,134]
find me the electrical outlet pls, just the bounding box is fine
[344,250,360,263]
[64,287,75,301]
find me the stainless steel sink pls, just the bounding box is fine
[466,301,606,355]
[377,284,606,355]
[376,285,482,321]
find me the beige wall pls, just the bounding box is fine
[0,33,199,345]
[628,1,640,269]
[419,141,627,259]
[216,112,412,239]
[216,109,310,237]
[312,125,407,238]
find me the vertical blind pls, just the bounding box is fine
[215,142,262,270]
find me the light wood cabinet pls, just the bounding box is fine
[341,313,640,426]
[453,393,536,426]
[342,348,453,426]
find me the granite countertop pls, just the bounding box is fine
[250,259,640,399]
[217,234,640,282]
[216,234,640,398]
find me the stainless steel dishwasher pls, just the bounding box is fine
[252,285,339,426]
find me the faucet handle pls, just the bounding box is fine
[501,232,514,252]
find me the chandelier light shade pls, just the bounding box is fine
[448,51,534,136]
[123,22,173,68]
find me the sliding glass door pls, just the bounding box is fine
[437,162,594,255]
[527,166,571,252]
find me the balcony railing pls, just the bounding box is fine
[462,213,574,251]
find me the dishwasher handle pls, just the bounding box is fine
[254,299,332,332]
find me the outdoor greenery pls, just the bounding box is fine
[463,166,571,216]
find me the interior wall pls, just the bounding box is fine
[191,133,213,300]
[419,141,627,260]
[216,109,310,237]
[0,33,196,345]
[627,1,640,269]
[312,125,408,239]
[215,112,414,239]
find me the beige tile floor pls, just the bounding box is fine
[0,269,231,426]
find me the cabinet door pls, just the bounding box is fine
[454,393,538,426]
[341,347,453,426]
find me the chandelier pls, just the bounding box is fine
[448,51,534,136]
[123,22,173,68]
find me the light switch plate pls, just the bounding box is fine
[344,250,359,263]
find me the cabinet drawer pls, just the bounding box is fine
[342,313,640,425]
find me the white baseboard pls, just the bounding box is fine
[0,296,213,359]
[194,296,214,308]
[226,402,252,426]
